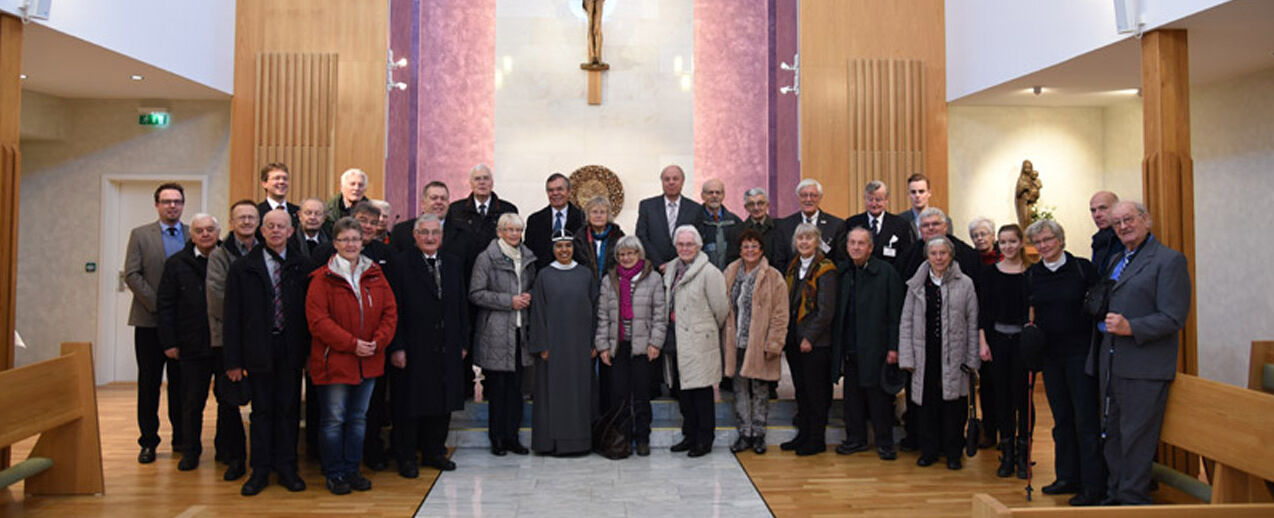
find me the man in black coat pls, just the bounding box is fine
[1089,191,1121,278]
[635,165,702,271]
[387,214,469,477]
[390,181,470,260]
[310,202,396,271]
[775,178,848,269]
[446,164,518,276]
[729,188,785,272]
[695,178,743,270]
[525,173,584,270]
[896,207,982,283]
[292,197,329,259]
[845,180,914,268]
[223,210,310,496]
[158,214,223,472]
[256,162,300,223]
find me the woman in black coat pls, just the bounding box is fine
[387,215,469,477]
[1025,219,1105,506]
[781,223,838,456]
[573,196,625,281]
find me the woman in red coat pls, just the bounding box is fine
[306,217,397,495]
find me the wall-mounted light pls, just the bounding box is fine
[779,54,799,95]
[19,74,26,80]
[1032,86,1043,95]
[673,55,692,92]
[387,49,409,92]
[130,74,144,81]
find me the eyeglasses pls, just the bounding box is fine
[334,237,362,244]
[1112,215,1142,228]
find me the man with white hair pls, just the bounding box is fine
[775,178,848,269]
[324,168,370,226]
[447,164,519,272]
[896,206,981,282]
[369,199,393,243]
[845,180,914,267]
[729,187,784,268]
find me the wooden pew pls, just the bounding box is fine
[0,342,104,495]
[1249,341,1274,393]
[973,373,1274,515]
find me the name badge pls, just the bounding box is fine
[820,240,831,253]
[883,246,896,258]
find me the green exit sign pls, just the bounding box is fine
[139,112,170,127]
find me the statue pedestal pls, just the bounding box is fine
[581,62,609,105]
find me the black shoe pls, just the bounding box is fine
[1097,497,1120,506]
[752,437,767,455]
[138,446,157,464]
[507,441,529,455]
[670,438,692,452]
[779,436,804,452]
[177,454,199,471]
[422,456,456,471]
[916,455,938,467]
[996,440,1015,478]
[898,438,919,452]
[877,446,897,460]
[490,440,507,456]
[223,460,246,481]
[729,436,753,453]
[795,443,826,456]
[365,457,388,471]
[947,458,963,470]
[1069,491,1104,506]
[241,471,269,496]
[397,460,419,479]
[325,475,351,495]
[278,471,307,492]
[1016,439,1031,479]
[835,441,869,455]
[687,444,711,457]
[1041,480,1081,495]
[635,441,650,457]
[347,472,372,491]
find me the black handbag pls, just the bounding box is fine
[592,399,632,460]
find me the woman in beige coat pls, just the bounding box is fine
[898,235,980,470]
[664,225,729,457]
[721,229,789,454]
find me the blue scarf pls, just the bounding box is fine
[589,225,612,279]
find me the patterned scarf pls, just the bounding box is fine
[784,252,836,325]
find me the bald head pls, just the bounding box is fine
[261,208,294,252]
[660,165,685,199]
[1090,190,1120,229]
[701,179,724,211]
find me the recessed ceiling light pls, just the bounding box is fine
[130,74,144,81]
[19,74,26,80]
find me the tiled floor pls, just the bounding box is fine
[416,448,773,517]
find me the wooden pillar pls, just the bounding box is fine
[1141,28,1198,477]
[0,13,23,469]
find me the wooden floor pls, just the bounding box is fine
[2,382,1184,517]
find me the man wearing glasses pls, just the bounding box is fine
[124,182,189,464]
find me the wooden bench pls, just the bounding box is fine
[973,372,1274,515]
[0,342,104,495]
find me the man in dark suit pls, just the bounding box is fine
[525,173,583,270]
[124,182,188,464]
[390,181,469,258]
[896,207,981,282]
[635,165,702,271]
[1089,201,1190,506]
[291,197,329,259]
[775,178,848,269]
[223,210,310,496]
[695,178,742,270]
[387,214,468,477]
[446,164,518,277]
[899,173,932,240]
[845,180,914,268]
[729,188,784,270]
[1089,191,1121,278]
[310,202,395,270]
[157,213,221,472]
[256,162,300,222]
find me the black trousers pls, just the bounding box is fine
[485,334,524,445]
[180,351,245,462]
[1043,353,1105,495]
[363,356,390,463]
[135,326,183,449]
[392,414,451,462]
[247,339,301,474]
[918,361,967,460]
[677,386,715,448]
[988,330,1032,442]
[788,345,831,447]
[842,356,894,449]
[609,341,652,442]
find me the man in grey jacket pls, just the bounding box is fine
[1090,200,1191,506]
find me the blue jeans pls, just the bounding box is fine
[317,378,376,478]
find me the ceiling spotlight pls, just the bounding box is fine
[1032,86,1043,96]
[130,74,144,81]
[19,74,26,80]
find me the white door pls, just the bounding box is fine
[97,178,203,384]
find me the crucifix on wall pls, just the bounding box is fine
[580,0,609,105]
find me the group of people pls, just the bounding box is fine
[126,162,1190,507]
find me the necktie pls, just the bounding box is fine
[667,202,678,237]
[553,212,563,232]
[167,227,177,236]
[270,257,285,331]
[1098,252,1133,333]
[479,203,487,216]
[426,257,441,298]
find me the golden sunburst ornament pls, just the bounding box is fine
[569,165,624,218]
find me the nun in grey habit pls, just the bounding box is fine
[529,229,599,455]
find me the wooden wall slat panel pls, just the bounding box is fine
[845,58,925,215]
[254,52,339,205]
